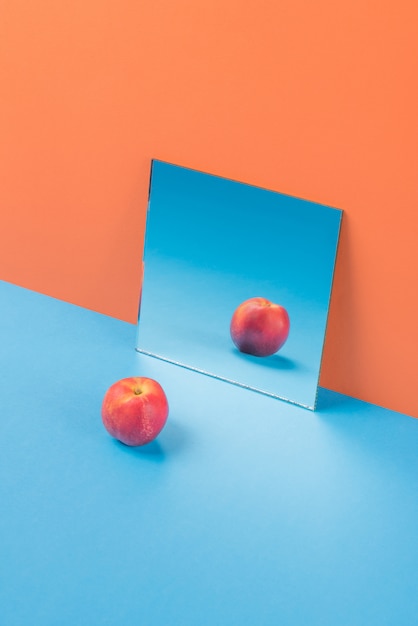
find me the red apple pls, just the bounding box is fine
[101,377,169,446]
[230,297,290,357]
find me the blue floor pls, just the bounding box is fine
[1,280,418,626]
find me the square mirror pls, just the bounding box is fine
[136,160,342,409]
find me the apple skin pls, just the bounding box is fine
[230,297,290,357]
[101,377,169,446]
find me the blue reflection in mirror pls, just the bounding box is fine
[136,160,342,410]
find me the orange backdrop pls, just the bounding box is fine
[1,0,417,416]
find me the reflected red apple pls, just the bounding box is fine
[101,377,169,446]
[230,297,290,357]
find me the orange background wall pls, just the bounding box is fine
[1,0,417,416]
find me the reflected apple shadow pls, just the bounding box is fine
[231,347,301,371]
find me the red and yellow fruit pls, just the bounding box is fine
[230,297,290,357]
[101,377,169,446]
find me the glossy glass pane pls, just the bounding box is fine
[136,160,342,409]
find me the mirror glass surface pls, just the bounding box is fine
[136,160,342,409]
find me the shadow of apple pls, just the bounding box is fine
[231,347,301,371]
[112,419,188,461]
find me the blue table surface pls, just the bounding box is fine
[1,279,418,626]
